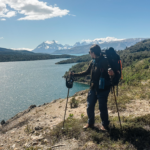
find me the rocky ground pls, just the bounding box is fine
[0,88,150,150]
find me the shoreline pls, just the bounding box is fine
[0,89,87,124]
[0,57,74,63]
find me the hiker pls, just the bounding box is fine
[70,44,114,131]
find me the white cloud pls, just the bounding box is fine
[0,0,70,20]
[81,37,124,44]
[11,48,33,51]
[1,18,6,21]
[0,2,16,18]
[0,37,4,39]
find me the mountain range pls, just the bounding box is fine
[33,40,72,54]
[32,37,146,54]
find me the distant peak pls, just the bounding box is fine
[45,40,58,44]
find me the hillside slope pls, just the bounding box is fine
[0,47,76,62]
[1,77,150,149]
[56,54,90,64]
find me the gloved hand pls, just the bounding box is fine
[108,69,115,76]
[69,72,74,76]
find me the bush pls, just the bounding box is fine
[70,97,79,108]
[143,64,149,69]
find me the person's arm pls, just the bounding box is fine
[73,61,92,77]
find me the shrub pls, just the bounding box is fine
[70,97,79,108]
[81,113,84,119]
[143,64,149,69]
[24,124,33,134]
[69,113,74,118]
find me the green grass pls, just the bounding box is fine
[94,85,133,113]
[76,83,150,114]
[122,58,150,85]
[45,114,150,150]
[107,85,133,112]
[96,83,150,114]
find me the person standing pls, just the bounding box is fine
[70,44,114,130]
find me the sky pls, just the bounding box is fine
[0,0,150,50]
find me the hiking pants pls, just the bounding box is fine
[87,88,110,127]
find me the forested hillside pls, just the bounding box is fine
[55,54,90,64]
[0,47,76,62]
[118,39,150,67]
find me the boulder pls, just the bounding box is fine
[1,120,5,126]
[35,126,43,130]
[29,105,36,109]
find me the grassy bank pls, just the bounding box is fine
[38,113,150,150]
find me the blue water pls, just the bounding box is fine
[54,54,87,56]
[70,54,88,56]
[0,59,89,121]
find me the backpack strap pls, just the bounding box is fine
[97,57,109,71]
[119,60,123,80]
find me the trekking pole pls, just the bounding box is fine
[116,85,118,96]
[112,86,123,132]
[108,68,123,132]
[62,88,70,129]
[62,73,74,129]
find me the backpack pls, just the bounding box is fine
[103,47,123,90]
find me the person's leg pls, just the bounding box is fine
[86,89,97,125]
[97,89,110,127]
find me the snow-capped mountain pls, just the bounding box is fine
[53,38,146,54]
[32,37,147,54]
[73,37,143,47]
[33,40,72,54]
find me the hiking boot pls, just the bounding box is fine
[83,124,94,129]
[100,125,109,131]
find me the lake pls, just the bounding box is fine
[0,59,89,121]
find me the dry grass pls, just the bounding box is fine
[24,124,34,134]
[45,114,150,150]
